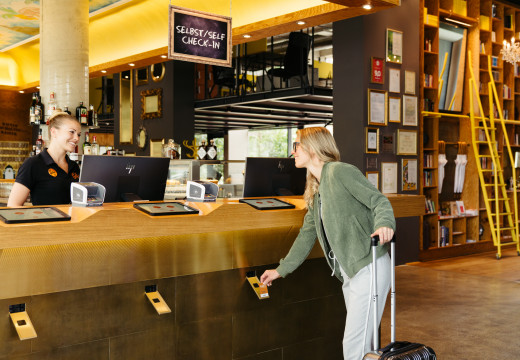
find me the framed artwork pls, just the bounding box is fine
[405,70,416,94]
[402,95,418,126]
[366,171,379,190]
[135,67,148,86]
[141,88,163,120]
[382,133,395,153]
[386,29,403,64]
[366,157,378,170]
[397,129,417,155]
[388,68,400,93]
[368,89,387,125]
[381,162,398,194]
[150,138,165,157]
[388,96,401,123]
[366,127,379,153]
[371,57,384,84]
[401,159,418,191]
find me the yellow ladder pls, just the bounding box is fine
[467,51,520,259]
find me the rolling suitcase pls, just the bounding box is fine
[363,235,436,360]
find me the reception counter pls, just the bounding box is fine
[0,194,423,359]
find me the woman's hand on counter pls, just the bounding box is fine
[260,269,280,287]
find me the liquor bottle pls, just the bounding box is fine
[91,135,100,155]
[30,145,36,157]
[197,140,207,160]
[207,139,217,160]
[83,132,92,155]
[87,104,94,126]
[29,93,37,125]
[47,91,57,123]
[35,129,44,155]
[76,102,88,125]
[63,106,71,115]
[35,94,44,125]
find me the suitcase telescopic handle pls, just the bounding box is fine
[370,234,396,351]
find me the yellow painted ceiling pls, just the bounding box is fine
[0,0,397,89]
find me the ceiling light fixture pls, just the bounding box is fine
[101,70,107,73]
[444,17,471,27]
[128,63,135,66]
[297,21,306,25]
[363,4,372,10]
[19,90,24,93]
[243,34,251,38]
[161,55,167,58]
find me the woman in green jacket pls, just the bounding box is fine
[260,127,395,360]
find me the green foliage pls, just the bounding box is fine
[248,129,289,157]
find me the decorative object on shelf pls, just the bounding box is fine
[402,94,418,126]
[388,68,400,93]
[404,70,415,94]
[366,171,379,190]
[161,139,181,159]
[182,139,198,159]
[388,96,401,123]
[368,89,387,125]
[401,159,417,191]
[366,127,379,154]
[438,141,447,194]
[397,129,417,155]
[453,142,468,194]
[370,57,384,84]
[386,29,403,64]
[501,37,520,65]
[141,88,163,120]
[151,63,166,82]
[136,125,148,150]
[381,162,398,194]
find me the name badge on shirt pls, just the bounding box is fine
[48,169,57,177]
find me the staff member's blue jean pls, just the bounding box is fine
[339,253,391,360]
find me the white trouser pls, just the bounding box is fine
[340,253,391,360]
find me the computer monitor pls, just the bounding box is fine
[79,155,170,202]
[242,157,307,198]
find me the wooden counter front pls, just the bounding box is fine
[0,194,423,359]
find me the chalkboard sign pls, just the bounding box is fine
[168,5,232,67]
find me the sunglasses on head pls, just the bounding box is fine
[292,142,300,152]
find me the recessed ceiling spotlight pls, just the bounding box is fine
[297,21,306,25]
[101,70,107,73]
[243,34,251,38]
[363,4,372,10]
[19,90,24,93]
[36,86,40,89]
[161,55,167,58]
[129,63,135,66]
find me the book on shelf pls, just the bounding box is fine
[480,15,490,31]
[438,225,449,247]
[480,42,485,54]
[492,31,496,42]
[504,14,513,29]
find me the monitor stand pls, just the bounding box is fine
[121,193,143,202]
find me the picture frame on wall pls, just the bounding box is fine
[388,96,401,123]
[381,162,398,194]
[401,158,418,191]
[366,127,379,153]
[382,133,395,153]
[366,157,378,170]
[402,94,418,126]
[368,89,387,125]
[388,68,400,93]
[397,129,417,155]
[386,29,403,64]
[404,70,416,94]
[366,171,379,190]
[370,57,385,84]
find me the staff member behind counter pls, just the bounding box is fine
[8,112,81,207]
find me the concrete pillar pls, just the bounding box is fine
[40,0,89,121]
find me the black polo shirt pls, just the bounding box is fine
[15,148,80,206]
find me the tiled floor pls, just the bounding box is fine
[379,249,520,359]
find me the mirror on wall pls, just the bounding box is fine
[438,22,467,112]
[119,70,133,144]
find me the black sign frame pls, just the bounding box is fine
[168,5,232,67]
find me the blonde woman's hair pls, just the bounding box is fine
[298,127,340,207]
[48,112,79,130]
